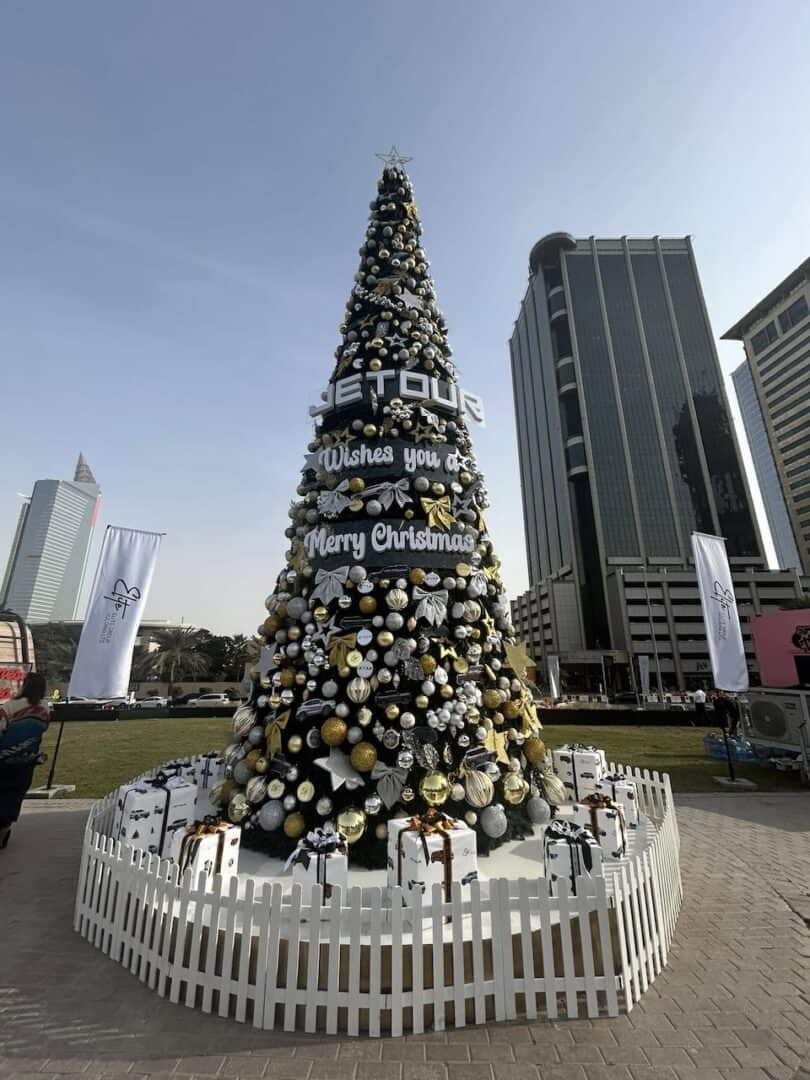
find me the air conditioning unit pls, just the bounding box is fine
[746,689,810,751]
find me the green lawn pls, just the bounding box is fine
[33,717,804,800]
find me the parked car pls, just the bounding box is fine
[185,692,232,708]
[133,696,169,708]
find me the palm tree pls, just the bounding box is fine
[224,634,261,680]
[140,627,210,698]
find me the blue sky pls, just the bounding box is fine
[1,1,808,634]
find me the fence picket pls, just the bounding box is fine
[556,880,579,1018]
[430,882,445,1032]
[468,879,487,1025]
[517,878,537,1021]
[368,887,383,1038]
[346,887,363,1038]
[324,885,342,1035]
[282,884,303,1032]
[538,880,558,1020]
[390,888,404,1037]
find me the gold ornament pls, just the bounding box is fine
[287,734,303,754]
[503,772,529,805]
[415,694,429,709]
[349,499,363,512]
[321,717,348,746]
[420,655,437,675]
[359,595,377,614]
[357,706,373,726]
[385,703,400,720]
[404,509,414,519]
[363,423,378,438]
[439,684,454,699]
[502,699,521,720]
[313,606,328,622]
[369,357,382,371]
[346,649,363,668]
[349,741,378,772]
[287,626,301,641]
[297,780,315,802]
[453,656,469,674]
[385,587,409,610]
[376,629,394,647]
[328,632,357,668]
[464,769,494,808]
[245,749,262,770]
[409,568,426,585]
[254,755,269,774]
[347,676,371,703]
[420,770,450,806]
[349,477,366,493]
[283,812,306,839]
[401,786,415,802]
[262,615,280,637]
[213,778,236,805]
[336,806,366,844]
[455,563,471,577]
[504,640,535,678]
[279,668,295,688]
[420,495,454,530]
[482,688,502,710]
[524,737,547,765]
[265,710,290,756]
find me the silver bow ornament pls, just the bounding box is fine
[310,566,349,605]
[317,479,351,519]
[371,761,410,808]
[413,586,449,626]
[364,478,412,510]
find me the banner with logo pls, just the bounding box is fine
[547,654,561,699]
[691,531,749,692]
[638,655,650,697]
[69,527,163,700]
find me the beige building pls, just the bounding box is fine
[724,258,810,575]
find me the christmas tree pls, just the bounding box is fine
[218,149,546,867]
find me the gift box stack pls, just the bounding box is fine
[594,773,639,828]
[550,744,608,801]
[113,771,197,856]
[572,793,627,860]
[286,825,349,900]
[168,820,241,888]
[387,808,478,905]
[543,819,602,896]
[192,753,227,819]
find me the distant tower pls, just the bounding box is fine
[0,453,101,622]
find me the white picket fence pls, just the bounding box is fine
[74,764,681,1035]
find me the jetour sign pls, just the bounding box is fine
[309,369,485,425]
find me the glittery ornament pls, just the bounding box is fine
[336,806,366,844]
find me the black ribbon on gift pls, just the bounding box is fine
[544,819,595,893]
[285,826,348,898]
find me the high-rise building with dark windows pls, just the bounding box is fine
[509,235,806,692]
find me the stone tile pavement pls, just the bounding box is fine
[1,794,808,1080]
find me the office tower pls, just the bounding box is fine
[732,360,800,570]
[509,235,805,691]
[724,258,810,575]
[1,453,101,623]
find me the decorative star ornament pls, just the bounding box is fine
[504,640,535,679]
[314,747,364,792]
[375,145,413,170]
[484,728,510,765]
[328,426,357,449]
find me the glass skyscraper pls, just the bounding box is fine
[510,234,764,653]
[1,454,101,623]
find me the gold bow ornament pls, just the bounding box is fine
[420,495,455,530]
[328,632,357,669]
[265,709,290,757]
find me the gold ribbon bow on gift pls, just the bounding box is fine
[178,819,230,876]
[581,793,627,851]
[328,632,357,669]
[265,709,290,757]
[397,808,458,901]
[420,495,455,531]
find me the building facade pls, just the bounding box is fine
[723,258,810,575]
[732,360,801,570]
[509,234,806,691]
[0,454,101,623]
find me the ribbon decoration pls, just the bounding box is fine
[265,709,290,757]
[363,478,413,509]
[580,793,627,854]
[328,632,357,669]
[484,727,510,765]
[544,819,595,894]
[177,819,231,877]
[412,586,449,626]
[317,480,352,519]
[420,495,455,531]
[284,824,348,898]
[396,808,458,901]
[371,760,409,808]
[310,565,349,605]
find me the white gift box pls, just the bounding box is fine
[594,773,639,828]
[387,812,478,905]
[192,754,227,819]
[164,757,196,782]
[168,823,240,887]
[287,828,349,901]
[551,745,607,801]
[572,796,628,859]
[543,820,603,896]
[113,775,197,856]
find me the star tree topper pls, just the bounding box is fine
[375,145,413,170]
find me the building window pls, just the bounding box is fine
[751,321,778,355]
[778,295,809,333]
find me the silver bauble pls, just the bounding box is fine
[233,704,257,738]
[347,676,371,703]
[228,794,250,824]
[283,794,297,811]
[322,680,339,698]
[257,800,285,830]
[450,782,465,801]
[335,702,350,718]
[364,794,383,816]
[316,797,333,816]
[347,725,363,744]
[349,565,367,583]
[246,776,268,804]
[526,797,552,825]
[386,612,404,631]
[232,759,252,785]
[480,804,508,838]
[247,725,265,747]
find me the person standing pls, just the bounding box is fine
[726,693,741,738]
[0,672,51,849]
[710,690,729,730]
[693,686,707,723]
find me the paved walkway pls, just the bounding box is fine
[1,795,808,1080]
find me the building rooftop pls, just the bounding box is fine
[73,452,97,485]
[722,256,810,340]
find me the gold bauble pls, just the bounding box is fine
[359,595,377,614]
[287,626,301,641]
[313,606,328,622]
[502,699,521,721]
[453,657,469,674]
[336,806,366,844]
[245,749,262,770]
[254,755,269,774]
[503,772,529,806]
[524,737,547,765]
[321,717,348,746]
[283,813,306,839]
[287,734,303,754]
[297,780,315,802]
[279,669,295,688]
[408,568,427,585]
[263,615,280,636]
[349,499,363,512]
[357,706,373,726]
[455,563,471,577]
[415,694,429,709]
[431,482,445,495]
[420,655,437,674]
[459,470,473,484]
[369,357,382,371]
[349,477,366,493]
[295,672,307,685]
[464,769,494,808]
[376,630,394,647]
[385,587,409,611]
[439,685,454,699]
[347,676,371,703]
[420,770,450,806]
[401,786,415,802]
[404,509,414,519]
[363,423,378,438]
[385,703,400,720]
[483,688,502,710]
[349,741,378,772]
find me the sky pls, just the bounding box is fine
[1,1,808,635]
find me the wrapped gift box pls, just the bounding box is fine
[387,810,478,905]
[192,753,227,819]
[594,773,639,828]
[168,822,240,887]
[572,794,627,859]
[113,773,197,856]
[551,744,607,801]
[286,826,349,900]
[543,819,603,896]
[163,757,196,782]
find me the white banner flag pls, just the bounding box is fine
[547,654,561,699]
[69,526,163,700]
[638,655,650,696]
[691,531,749,692]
